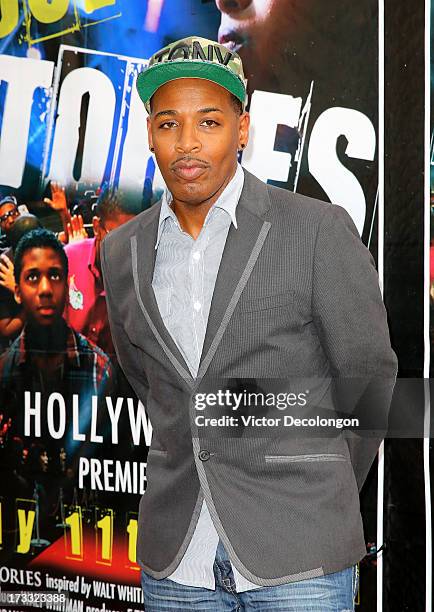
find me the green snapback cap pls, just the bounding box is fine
[136,36,247,113]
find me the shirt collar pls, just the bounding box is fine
[155,163,244,250]
[156,190,178,247]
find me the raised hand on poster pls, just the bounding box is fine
[43,182,68,214]
[0,252,15,293]
[44,182,74,242]
[66,214,88,244]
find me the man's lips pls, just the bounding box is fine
[218,30,246,53]
[38,305,56,315]
[171,160,209,181]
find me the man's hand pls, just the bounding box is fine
[66,214,88,244]
[0,310,26,339]
[44,182,74,241]
[57,231,67,244]
[0,253,15,293]
[44,182,68,214]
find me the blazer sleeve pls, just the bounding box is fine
[311,204,398,491]
[100,236,150,406]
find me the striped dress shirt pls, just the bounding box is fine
[151,163,262,591]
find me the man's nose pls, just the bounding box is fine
[175,122,201,154]
[215,0,252,14]
[38,276,53,295]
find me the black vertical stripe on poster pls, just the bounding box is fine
[384,0,426,611]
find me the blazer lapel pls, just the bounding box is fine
[130,169,272,385]
[197,170,272,380]
[131,205,194,385]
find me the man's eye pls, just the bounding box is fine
[201,119,219,127]
[27,273,38,282]
[159,121,177,129]
[51,272,61,280]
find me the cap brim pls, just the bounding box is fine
[136,61,246,112]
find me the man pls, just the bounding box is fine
[64,187,137,360]
[214,0,372,101]
[214,0,377,224]
[101,37,397,611]
[0,228,115,470]
[0,196,22,307]
[0,196,21,249]
[0,214,42,351]
[0,189,76,348]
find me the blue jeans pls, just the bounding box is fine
[140,540,359,611]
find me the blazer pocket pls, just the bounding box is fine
[238,290,294,313]
[147,448,168,457]
[264,453,347,463]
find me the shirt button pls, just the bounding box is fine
[198,450,210,461]
[193,301,201,311]
[192,251,201,261]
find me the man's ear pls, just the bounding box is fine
[14,284,21,305]
[92,215,100,237]
[238,111,250,150]
[147,116,154,152]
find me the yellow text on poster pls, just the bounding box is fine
[0,0,119,42]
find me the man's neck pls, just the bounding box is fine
[171,165,237,240]
[25,317,68,358]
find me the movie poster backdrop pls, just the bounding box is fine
[0,1,427,610]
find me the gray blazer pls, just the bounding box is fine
[100,169,398,586]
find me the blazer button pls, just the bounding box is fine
[198,450,211,461]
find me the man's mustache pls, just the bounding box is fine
[170,156,210,169]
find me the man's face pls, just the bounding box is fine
[147,78,249,207]
[15,247,67,327]
[92,211,136,267]
[93,212,136,243]
[39,450,48,471]
[0,203,20,235]
[215,0,312,91]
